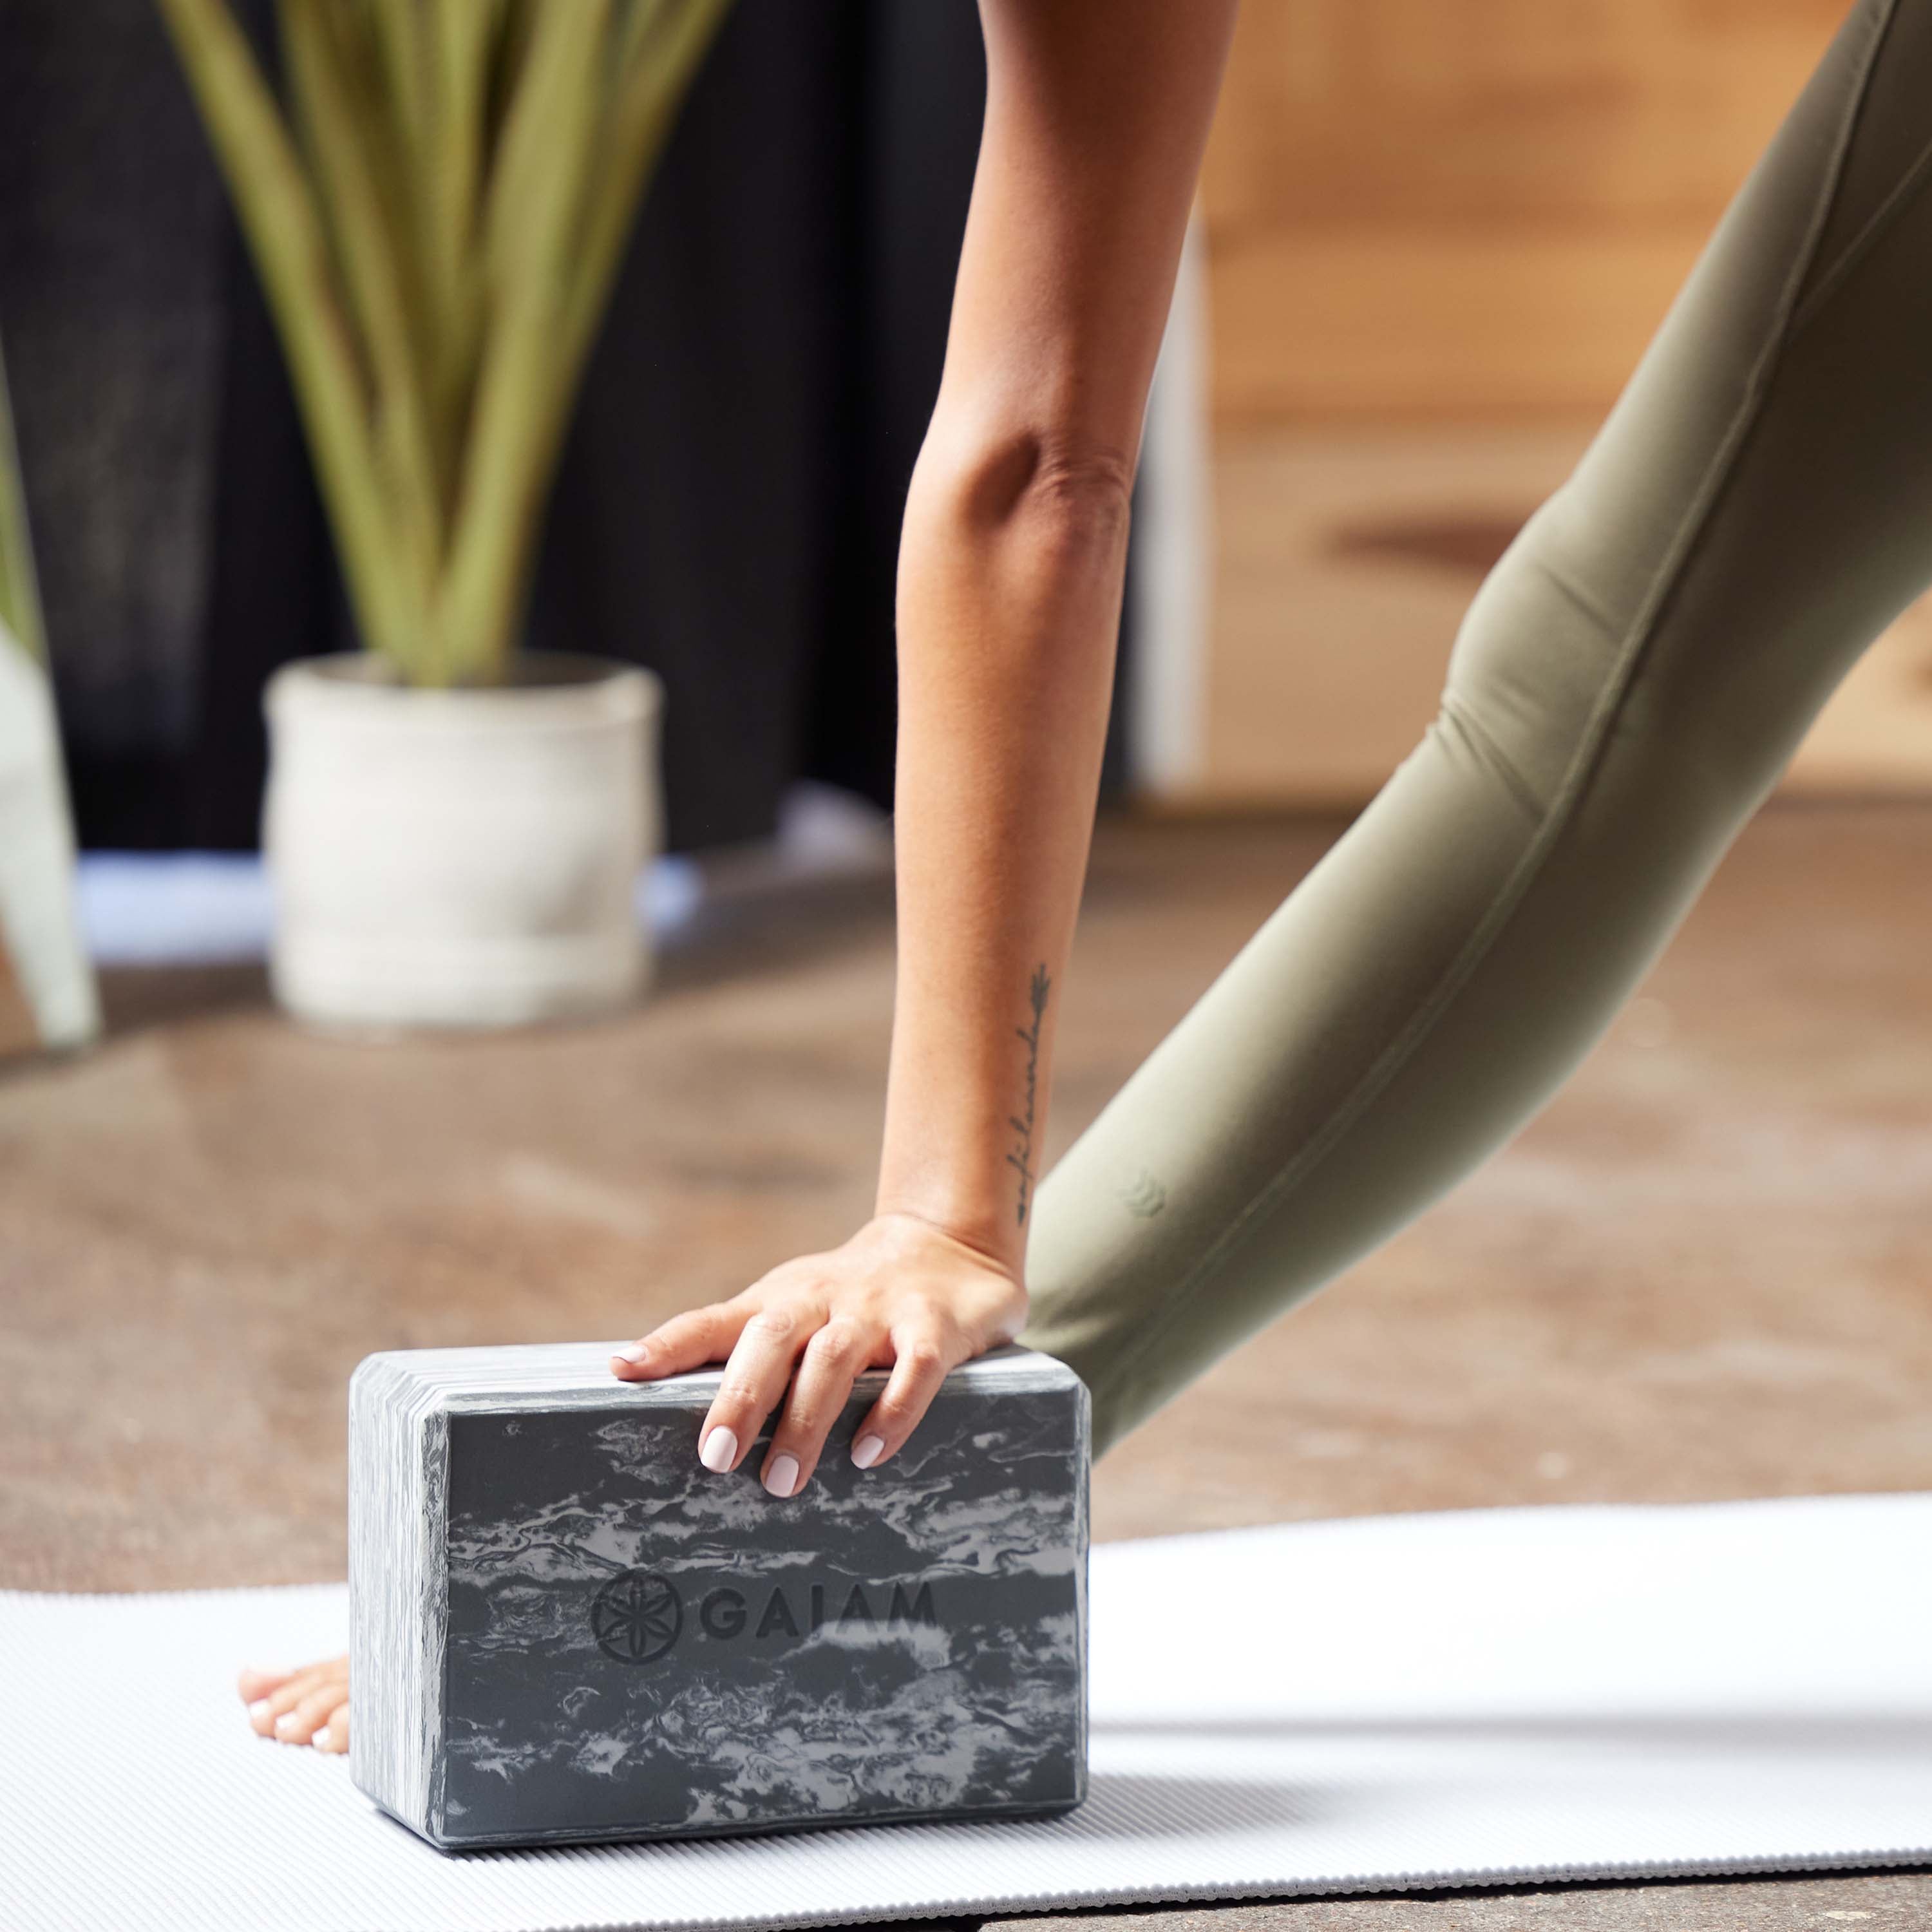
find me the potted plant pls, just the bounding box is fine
[158,0,731,1030]
[0,334,101,1055]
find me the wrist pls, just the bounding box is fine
[871,1179,1026,1278]
[875,963,1059,1282]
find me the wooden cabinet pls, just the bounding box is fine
[1204,0,1848,420]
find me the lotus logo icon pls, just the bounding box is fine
[591,1569,683,1663]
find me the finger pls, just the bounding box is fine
[238,1664,295,1702]
[611,1299,752,1381]
[761,1316,879,1498]
[848,1325,963,1472]
[247,1658,347,1735]
[699,1302,821,1473]
[312,1700,350,1754]
[274,1683,348,1746]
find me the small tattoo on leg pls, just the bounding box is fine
[1006,963,1051,1226]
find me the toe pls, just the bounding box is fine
[249,1678,315,1735]
[311,1700,350,1754]
[274,1685,344,1747]
[251,1657,348,1738]
[256,1674,319,1732]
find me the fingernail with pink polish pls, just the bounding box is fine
[763,1453,800,1499]
[851,1434,885,1470]
[699,1425,737,1472]
[612,1341,650,1366]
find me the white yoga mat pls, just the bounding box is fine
[5,1493,1928,1932]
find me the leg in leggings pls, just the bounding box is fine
[1019,0,1932,1456]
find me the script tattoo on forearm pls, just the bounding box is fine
[1006,963,1052,1226]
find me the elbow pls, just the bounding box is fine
[919,422,1136,560]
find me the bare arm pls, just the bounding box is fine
[614,0,1238,1492]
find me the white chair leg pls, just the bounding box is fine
[0,632,100,1052]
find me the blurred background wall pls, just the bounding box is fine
[1188,0,1932,806]
[6,0,1926,852]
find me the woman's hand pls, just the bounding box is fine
[609,1212,1027,1498]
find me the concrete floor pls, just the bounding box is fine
[1,804,1928,1926]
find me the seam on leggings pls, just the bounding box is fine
[1788,126,1932,339]
[1435,696,1544,826]
[1097,0,1903,1406]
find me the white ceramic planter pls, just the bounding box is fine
[263,654,661,1033]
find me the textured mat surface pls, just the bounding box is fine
[5,1493,1929,1932]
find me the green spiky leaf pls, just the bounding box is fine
[155,0,732,685]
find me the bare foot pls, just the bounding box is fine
[239,1655,349,1754]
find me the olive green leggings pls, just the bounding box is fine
[1019,0,1932,1457]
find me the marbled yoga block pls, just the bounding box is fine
[347,1341,1090,1850]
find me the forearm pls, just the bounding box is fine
[874,0,1238,1278]
[873,432,1130,1271]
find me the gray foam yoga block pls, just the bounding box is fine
[347,1340,1090,1850]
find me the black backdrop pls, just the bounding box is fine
[0,1,1132,854]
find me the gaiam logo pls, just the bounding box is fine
[590,1571,683,1663]
[589,1567,938,1665]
